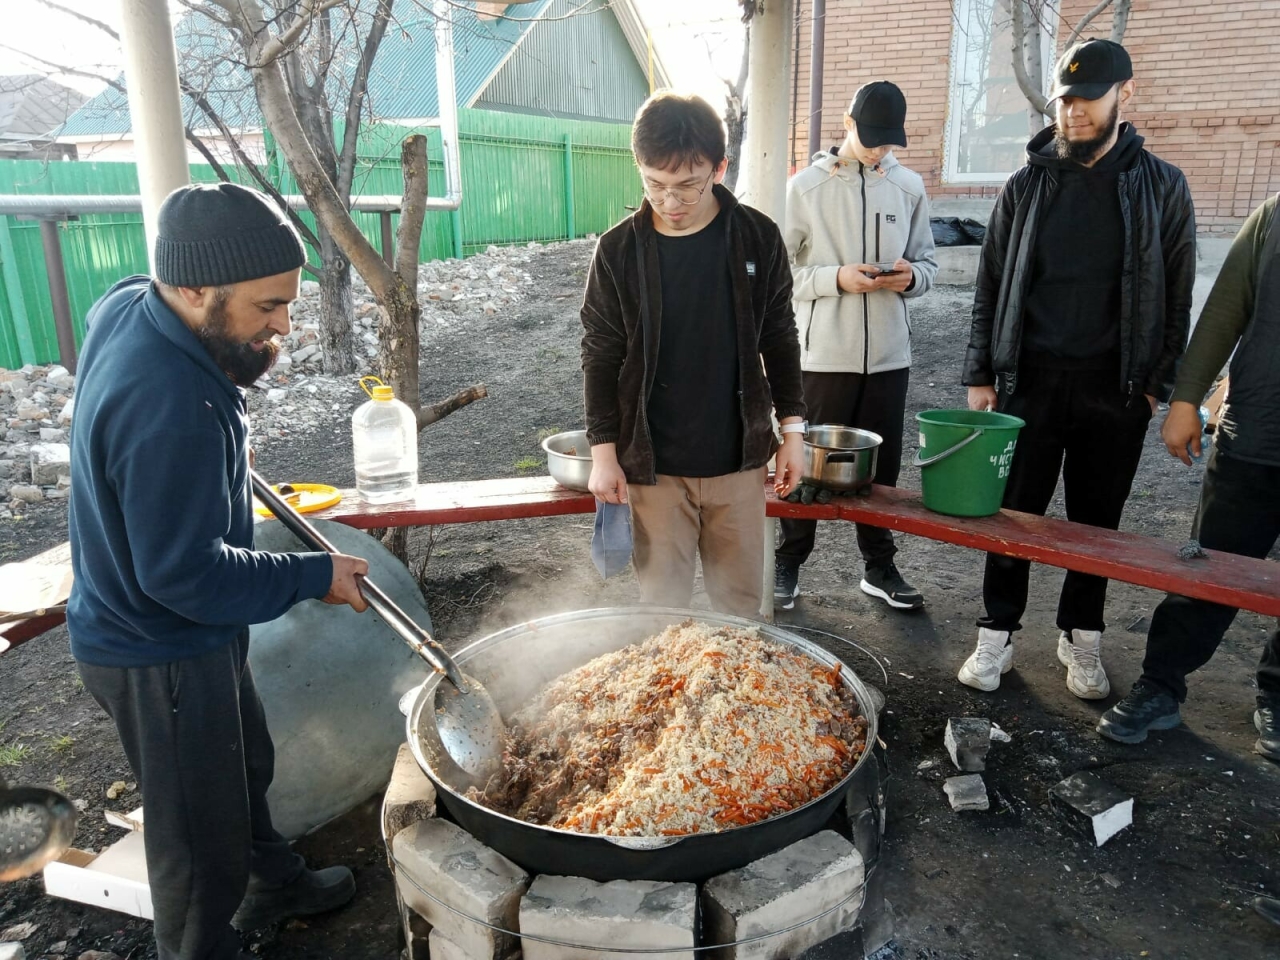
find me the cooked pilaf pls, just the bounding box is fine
[469,619,867,836]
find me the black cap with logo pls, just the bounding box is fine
[1048,38,1133,102]
[848,81,907,149]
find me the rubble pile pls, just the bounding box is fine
[0,242,562,514]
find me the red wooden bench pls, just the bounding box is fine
[3,476,1277,655]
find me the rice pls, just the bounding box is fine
[469,619,867,837]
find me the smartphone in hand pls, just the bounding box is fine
[862,261,904,278]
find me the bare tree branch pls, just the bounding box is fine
[1010,0,1049,116]
[0,43,125,93]
[337,0,394,201]
[416,384,488,430]
[33,0,119,40]
[395,133,428,287]
[1065,0,1115,48]
[258,0,349,66]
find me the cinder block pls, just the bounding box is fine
[702,830,865,960]
[393,819,528,959]
[519,875,696,960]
[382,743,437,866]
[943,774,989,812]
[1051,772,1133,847]
[944,718,992,772]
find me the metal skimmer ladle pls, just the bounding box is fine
[0,776,77,882]
[251,472,505,781]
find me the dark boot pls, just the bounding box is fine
[1096,681,1182,744]
[232,865,356,931]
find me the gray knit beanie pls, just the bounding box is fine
[154,182,307,287]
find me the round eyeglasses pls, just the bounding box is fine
[642,170,715,206]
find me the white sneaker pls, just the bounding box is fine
[958,628,1013,692]
[1056,631,1072,668]
[1063,628,1110,700]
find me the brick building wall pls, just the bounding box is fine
[788,0,1280,233]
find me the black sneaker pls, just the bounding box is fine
[1255,703,1280,762]
[1096,681,1182,744]
[232,865,356,931]
[860,562,923,610]
[774,560,800,610]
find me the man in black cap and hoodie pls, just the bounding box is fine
[957,39,1196,699]
[69,183,369,960]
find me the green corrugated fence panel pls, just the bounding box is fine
[0,109,639,368]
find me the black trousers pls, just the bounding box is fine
[777,368,909,569]
[980,361,1153,633]
[1140,450,1280,705]
[77,631,303,960]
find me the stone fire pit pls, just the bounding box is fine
[381,740,891,960]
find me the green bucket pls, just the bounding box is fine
[913,409,1026,517]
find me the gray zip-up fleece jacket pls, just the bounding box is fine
[788,151,937,373]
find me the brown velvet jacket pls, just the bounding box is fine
[580,185,806,484]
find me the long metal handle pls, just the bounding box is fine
[251,471,468,691]
[912,427,984,468]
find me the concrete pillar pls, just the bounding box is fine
[117,0,190,269]
[740,0,794,223]
[740,1,794,621]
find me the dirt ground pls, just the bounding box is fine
[1,239,1277,960]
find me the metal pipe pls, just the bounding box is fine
[433,0,463,209]
[37,220,77,373]
[807,0,827,161]
[117,0,191,268]
[741,0,794,223]
[0,195,408,217]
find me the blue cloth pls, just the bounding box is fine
[67,277,333,668]
[591,501,632,579]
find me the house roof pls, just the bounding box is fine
[59,0,668,139]
[0,74,86,140]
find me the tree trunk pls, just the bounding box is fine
[317,228,357,374]
[1111,0,1131,42]
[723,26,750,193]
[1022,1,1045,135]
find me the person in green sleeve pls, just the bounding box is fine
[1097,194,1280,763]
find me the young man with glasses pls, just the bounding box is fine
[580,91,806,617]
[773,80,938,613]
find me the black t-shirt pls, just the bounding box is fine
[1022,128,1142,360]
[646,209,742,477]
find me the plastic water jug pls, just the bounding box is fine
[352,376,418,503]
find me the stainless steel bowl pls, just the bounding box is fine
[541,430,592,492]
[801,424,883,492]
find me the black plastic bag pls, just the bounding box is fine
[930,217,987,247]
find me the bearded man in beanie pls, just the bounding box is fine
[68,183,369,960]
[958,39,1196,698]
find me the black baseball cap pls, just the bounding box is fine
[849,81,907,148]
[1048,38,1133,102]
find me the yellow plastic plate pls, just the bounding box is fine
[253,482,342,518]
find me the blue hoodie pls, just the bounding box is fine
[67,277,333,668]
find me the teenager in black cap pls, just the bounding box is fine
[774,79,937,611]
[958,39,1196,698]
[69,182,369,960]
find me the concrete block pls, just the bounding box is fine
[397,900,429,960]
[0,943,25,960]
[520,875,696,960]
[29,441,69,485]
[381,743,436,866]
[428,928,517,960]
[1051,772,1133,847]
[703,830,864,960]
[934,246,980,286]
[943,774,989,812]
[393,819,528,960]
[944,718,992,772]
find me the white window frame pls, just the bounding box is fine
[943,0,1057,184]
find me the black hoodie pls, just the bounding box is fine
[1021,122,1145,362]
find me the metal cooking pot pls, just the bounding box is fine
[541,430,591,492]
[406,608,879,883]
[801,424,883,493]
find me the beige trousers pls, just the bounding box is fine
[626,467,766,619]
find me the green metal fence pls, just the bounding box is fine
[0,109,638,369]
